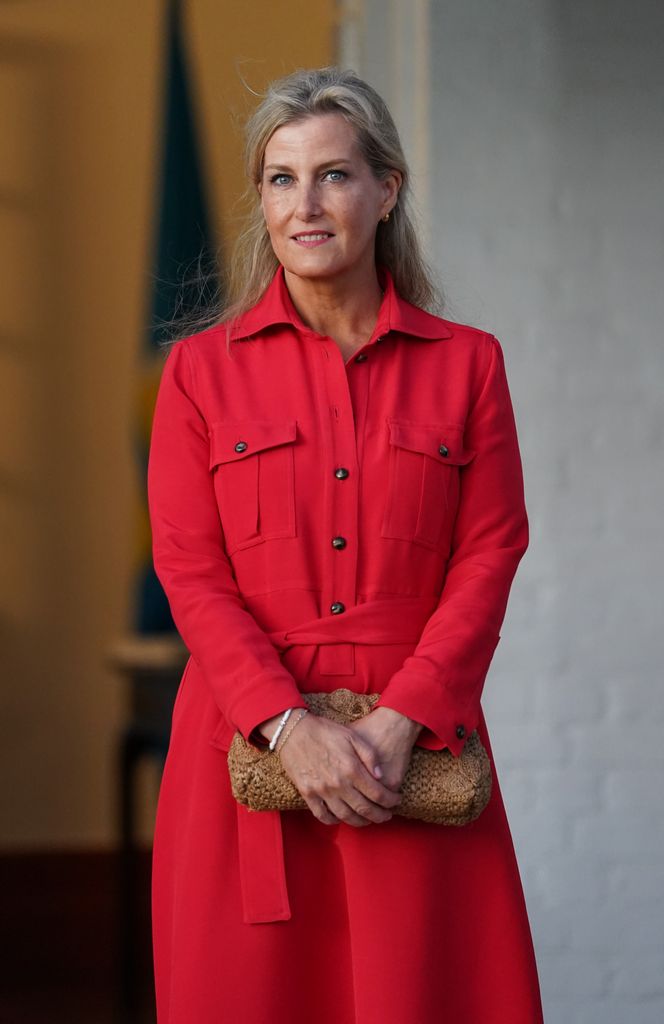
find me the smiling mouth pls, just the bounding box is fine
[292,232,334,242]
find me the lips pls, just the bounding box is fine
[292,232,334,241]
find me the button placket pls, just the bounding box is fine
[317,339,362,675]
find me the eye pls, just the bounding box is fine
[269,173,292,186]
[324,169,347,182]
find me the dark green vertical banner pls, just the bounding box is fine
[134,0,220,633]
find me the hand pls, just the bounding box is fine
[346,706,423,793]
[275,712,403,828]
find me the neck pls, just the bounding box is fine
[283,261,384,341]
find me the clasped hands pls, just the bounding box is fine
[258,706,423,827]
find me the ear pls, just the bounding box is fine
[389,169,403,202]
[381,169,402,216]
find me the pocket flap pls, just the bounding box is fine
[387,420,476,465]
[208,419,297,470]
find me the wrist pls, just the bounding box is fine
[371,705,423,741]
[257,710,291,743]
[275,708,309,754]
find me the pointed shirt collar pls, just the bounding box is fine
[228,263,452,342]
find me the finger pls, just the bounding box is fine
[347,736,408,800]
[351,763,403,808]
[348,733,384,781]
[324,795,372,828]
[345,742,402,807]
[302,737,398,810]
[306,795,341,826]
[380,769,408,792]
[331,788,396,827]
[347,790,394,825]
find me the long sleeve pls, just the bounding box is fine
[373,335,529,756]
[146,339,307,742]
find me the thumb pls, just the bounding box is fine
[350,734,383,780]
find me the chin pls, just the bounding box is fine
[280,252,358,282]
[283,258,341,279]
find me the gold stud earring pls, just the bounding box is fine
[382,211,390,222]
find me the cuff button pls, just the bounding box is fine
[455,724,466,739]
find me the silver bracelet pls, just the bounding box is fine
[275,708,309,754]
[268,708,294,751]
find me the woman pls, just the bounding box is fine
[147,65,544,1024]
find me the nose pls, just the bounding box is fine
[294,181,322,221]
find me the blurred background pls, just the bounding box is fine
[0,1,662,1022]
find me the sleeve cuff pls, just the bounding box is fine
[229,673,309,746]
[373,673,479,758]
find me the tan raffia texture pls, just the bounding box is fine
[227,689,492,825]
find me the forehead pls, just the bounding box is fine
[264,113,360,159]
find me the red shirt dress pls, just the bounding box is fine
[147,261,545,1023]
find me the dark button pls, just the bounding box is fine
[334,467,350,479]
[234,440,248,453]
[355,352,368,362]
[455,724,466,739]
[376,335,383,343]
[439,444,449,457]
[331,536,347,550]
[330,602,345,614]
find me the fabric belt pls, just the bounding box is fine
[236,596,435,925]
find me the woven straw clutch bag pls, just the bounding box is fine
[227,689,492,826]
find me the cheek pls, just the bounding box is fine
[341,194,379,240]
[263,193,291,223]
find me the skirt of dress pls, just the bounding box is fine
[151,657,545,1024]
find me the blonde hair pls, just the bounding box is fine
[158,65,444,355]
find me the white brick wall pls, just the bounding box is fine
[352,1,664,1020]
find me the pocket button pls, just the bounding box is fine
[234,440,248,452]
[439,444,449,457]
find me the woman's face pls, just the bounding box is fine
[258,112,401,283]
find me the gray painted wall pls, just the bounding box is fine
[349,2,664,1020]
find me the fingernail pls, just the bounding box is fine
[373,765,383,778]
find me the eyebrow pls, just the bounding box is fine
[264,158,354,172]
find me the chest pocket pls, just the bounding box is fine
[208,419,298,555]
[380,419,476,552]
